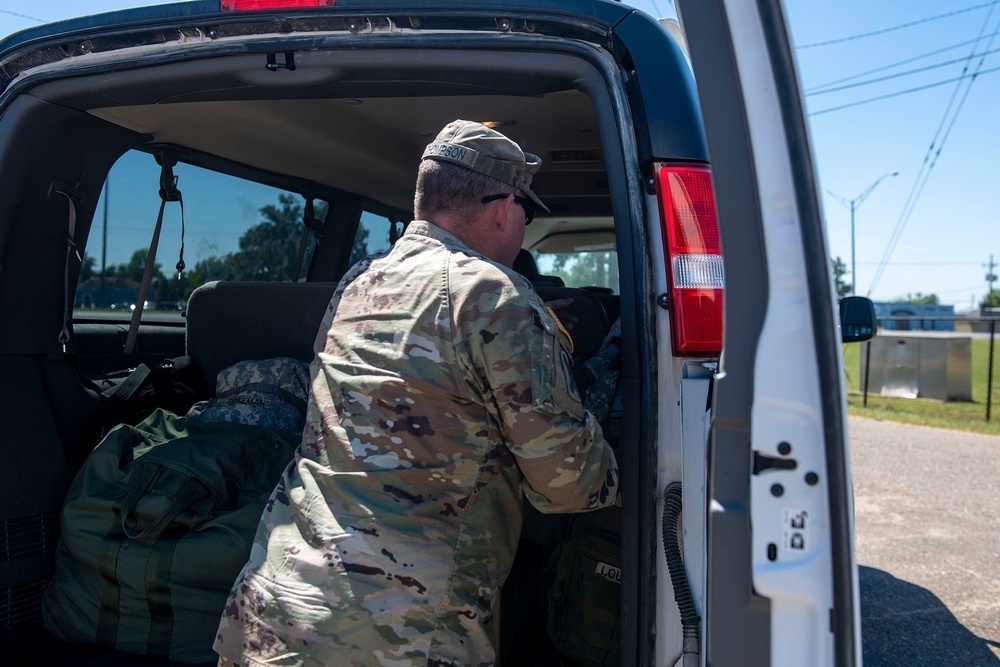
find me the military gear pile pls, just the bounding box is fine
[43,358,309,664]
[186,356,311,434]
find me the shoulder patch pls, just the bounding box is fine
[545,306,575,354]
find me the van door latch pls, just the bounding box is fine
[752,450,798,475]
[266,52,296,72]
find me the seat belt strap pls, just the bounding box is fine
[293,197,322,281]
[388,217,409,246]
[124,153,183,356]
[56,189,82,353]
[47,181,86,354]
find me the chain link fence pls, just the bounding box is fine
[844,316,1000,422]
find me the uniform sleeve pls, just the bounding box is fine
[458,276,619,513]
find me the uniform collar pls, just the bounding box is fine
[404,220,475,253]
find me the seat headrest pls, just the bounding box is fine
[186,281,336,391]
[513,249,540,277]
[534,286,610,357]
[514,249,565,287]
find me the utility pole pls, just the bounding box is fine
[826,170,898,295]
[100,179,109,308]
[984,254,998,313]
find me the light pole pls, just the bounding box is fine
[827,170,898,295]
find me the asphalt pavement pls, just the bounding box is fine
[849,416,1000,666]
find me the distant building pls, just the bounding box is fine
[75,284,138,310]
[873,302,954,331]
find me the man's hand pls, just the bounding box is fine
[545,297,577,331]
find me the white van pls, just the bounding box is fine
[0,1,874,665]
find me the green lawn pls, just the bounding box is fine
[842,337,1000,435]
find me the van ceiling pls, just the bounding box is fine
[31,48,613,217]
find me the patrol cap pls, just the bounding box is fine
[421,119,550,213]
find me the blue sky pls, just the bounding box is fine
[2,1,997,309]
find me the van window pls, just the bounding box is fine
[534,248,620,294]
[75,150,323,315]
[350,211,395,265]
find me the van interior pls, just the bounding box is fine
[0,15,704,666]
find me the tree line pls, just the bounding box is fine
[80,195,369,307]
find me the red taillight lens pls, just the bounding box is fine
[656,163,724,357]
[221,0,329,11]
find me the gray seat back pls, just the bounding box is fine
[185,281,336,391]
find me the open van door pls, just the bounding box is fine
[675,1,861,665]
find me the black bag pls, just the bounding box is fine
[97,355,206,431]
[546,505,622,667]
[546,321,624,666]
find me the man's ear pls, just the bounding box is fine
[493,194,515,231]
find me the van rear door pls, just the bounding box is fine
[675,1,860,665]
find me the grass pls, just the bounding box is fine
[842,337,1000,435]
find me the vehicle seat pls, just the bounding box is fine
[514,249,565,288]
[185,281,336,391]
[534,285,610,359]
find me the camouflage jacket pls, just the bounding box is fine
[215,221,619,667]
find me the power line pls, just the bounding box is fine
[868,1,1000,296]
[808,63,1000,115]
[805,28,1000,93]
[871,10,1000,293]
[805,46,1000,97]
[0,9,44,23]
[854,261,983,266]
[937,284,993,295]
[797,2,995,49]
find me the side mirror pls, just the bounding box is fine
[839,296,876,343]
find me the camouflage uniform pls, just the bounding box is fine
[215,144,618,667]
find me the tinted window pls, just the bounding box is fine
[75,151,323,315]
[349,211,396,266]
[535,249,620,294]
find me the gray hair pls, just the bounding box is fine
[414,159,516,222]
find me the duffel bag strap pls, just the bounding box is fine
[120,463,211,539]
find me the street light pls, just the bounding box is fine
[827,170,898,295]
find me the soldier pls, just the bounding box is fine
[214,119,619,667]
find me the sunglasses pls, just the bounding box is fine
[481,193,536,226]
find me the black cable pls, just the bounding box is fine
[872,69,981,292]
[809,63,1000,115]
[0,9,44,23]
[805,28,1000,93]
[855,260,982,266]
[806,46,1000,97]
[937,284,993,295]
[869,3,1000,295]
[797,2,995,49]
[661,483,699,661]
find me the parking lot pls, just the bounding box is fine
[849,416,1000,666]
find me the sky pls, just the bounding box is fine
[1,1,998,310]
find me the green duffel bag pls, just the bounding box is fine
[42,408,298,664]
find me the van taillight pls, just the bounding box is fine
[656,163,724,357]
[221,0,328,11]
